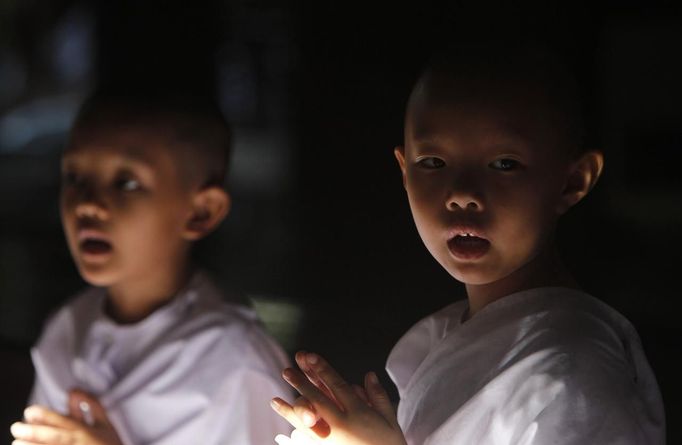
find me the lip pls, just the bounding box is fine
[76,229,113,263]
[446,225,490,261]
[77,229,111,243]
[446,225,487,240]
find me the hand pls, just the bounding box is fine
[271,352,407,445]
[284,351,376,433]
[11,389,123,445]
[275,428,322,445]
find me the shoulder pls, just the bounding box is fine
[497,288,643,373]
[34,286,104,349]
[501,289,665,441]
[387,300,467,393]
[541,290,643,361]
[165,275,290,374]
[30,287,104,406]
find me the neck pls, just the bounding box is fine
[464,246,578,319]
[105,259,194,324]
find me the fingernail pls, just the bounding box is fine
[307,353,319,365]
[79,400,95,426]
[302,410,316,427]
[274,434,288,444]
[282,368,294,381]
[296,352,308,370]
[24,406,40,420]
[270,399,281,411]
[368,371,379,385]
[10,422,28,438]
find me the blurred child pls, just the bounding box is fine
[270,44,665,444]
[10,89,292,445]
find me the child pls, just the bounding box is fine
[10,89,292,445]
[270,45,666,444]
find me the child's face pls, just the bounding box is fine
[396,80,575,286]
[60,125,196,288]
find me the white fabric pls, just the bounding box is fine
[30,271,293,445]
[386,287,665,445]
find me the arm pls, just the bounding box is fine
[271,352,407,445]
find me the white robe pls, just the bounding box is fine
[386,287,665,445]
[30,271,293,445]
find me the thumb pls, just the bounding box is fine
[68,389,110,427]
[364,372,399,427]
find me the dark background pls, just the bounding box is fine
[1,1,680,443]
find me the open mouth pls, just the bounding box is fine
[80,238,113,255]
[447,233,490,260]
[77,230,113,256]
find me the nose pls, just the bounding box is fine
[446,193,482,211]
[445,174,484,211]
[70,184,110,221]
[75,201,109,220]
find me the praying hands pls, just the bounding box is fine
[271,351,407,445]
[11,390,123,445]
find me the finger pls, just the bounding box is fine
[364,372,399,426]
[22,406,79,430]
[292,397,319,427]
[291,428,321,445]
[303,353,364,412]
[352,384,370,406]
[69,389,108,427]
[295,352,331,399]
[281,368,345,421]
[275,433,293,445]
[295,351,310,375]
[271,398,331,439]
[67,393,89,426]
[271,398,309,431]
[11,421,72,444]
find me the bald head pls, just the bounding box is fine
[407,44,585,157]
[70,90,231,189]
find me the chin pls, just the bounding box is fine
[77,264,119,287]
[451,270,496,286]
[446,261,507,286]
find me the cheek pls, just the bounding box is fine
[406,172,443,197]
[116,199,188,246]
[405,173,444,214]
[407,190,440,236]
[59,196,77,239]
[59,191,74,217]
[406,193,449,263]
[493,185,557,256]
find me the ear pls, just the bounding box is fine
[557,150,604,215]
[183,186,231,241]
[394,146,407,188]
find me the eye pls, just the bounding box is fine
[62,171,83,188]
[416,157,445,169]
[115,177,141,192]
[62,171,77,186]
[489,158,521,171]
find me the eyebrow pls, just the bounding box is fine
[119,146,160,166]
[411,131,532,151]
[479,134,532,151]
[61,146,159,174]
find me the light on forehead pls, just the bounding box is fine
[62,136,174,176]
[408,49,585,154]
[409,100,536,145]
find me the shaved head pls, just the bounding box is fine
[70,89,231,189]
[408,43,585,157]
